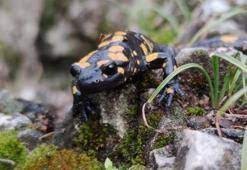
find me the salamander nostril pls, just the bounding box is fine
[70,64,81,77]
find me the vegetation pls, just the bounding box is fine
[186,106,205,116]
[21,144,103,170]
[144,51,246,132]
[0,131,27,170]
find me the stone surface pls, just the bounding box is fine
[0,90,24,114]
[202,128,245,143]
[92,84,137,138]
[0,112,31,130]
[174,129,241,170]
[149,147,175,170]
[187,116,211,129]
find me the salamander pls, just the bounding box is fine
[70,31,184,120]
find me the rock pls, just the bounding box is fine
[17,99,55,133]
[187,116,211,129]
[18,129,44,150]
[0,90,24,114]
[202,128,245,143]
[94,84,137,138]
[174,129,241,170]
[0,112,31,130]
[149,147,175,170]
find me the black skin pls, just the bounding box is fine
[70,31,184,120]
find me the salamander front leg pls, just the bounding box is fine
[161,54,184,106]
[72,85,93,122]
[145,49,184,107]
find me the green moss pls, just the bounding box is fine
[73,120,118,159]
[114,111,164,166]
[0,131,27,170]
[186,106,205,116]
[153,133,175,149]
[21,144,103,170]
[129,164,146,170]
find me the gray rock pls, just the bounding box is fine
[0,90,24,114]
[187,116,211,129]
[18,129,43,150]
[150,147,175,170]
[93,84,137,138]
[174,129,241,170]
[202,128,245,143]
[0,112,31,130]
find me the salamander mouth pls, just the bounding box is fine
[76,74,124,94]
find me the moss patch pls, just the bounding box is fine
[113,111,165,166]
[186,106,205,116]
[153,133,175,149]
[21,144,103,170]
[73,120,119,160]
[0,131,27,170]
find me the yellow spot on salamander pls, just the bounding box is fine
[137,60,140,65]
[98,35,125,48]
[97,60,110,67]
[109,52,128,62]
[108,45,124,53]
[140,43,148,55]
[166,87,174,94]
[220,35,238,43]
[72,86,79,94]
[117,67,125,74]
[111,35,124,42]
[133,51,137,56]
[146,53,158,62]
[115,31,126,36]
[141,35,154,51]
[79,62,90,68]
[78,51,96,63]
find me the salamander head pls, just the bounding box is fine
[70,49,128,94]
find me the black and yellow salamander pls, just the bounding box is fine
[70,31,184,120]
[70,31,247,120]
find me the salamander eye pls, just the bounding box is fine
[102,63,117,76]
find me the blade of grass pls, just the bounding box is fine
[146,63,215,106]
[189,8,246,45]
[217,87,247,116]
[228,69,242,95]
[219,72,230,104]
[212,56,220,106]
[211,53,247,72]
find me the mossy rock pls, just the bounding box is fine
[0,131,27,170]
[21,144,103,170]
[73,120,119,160]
